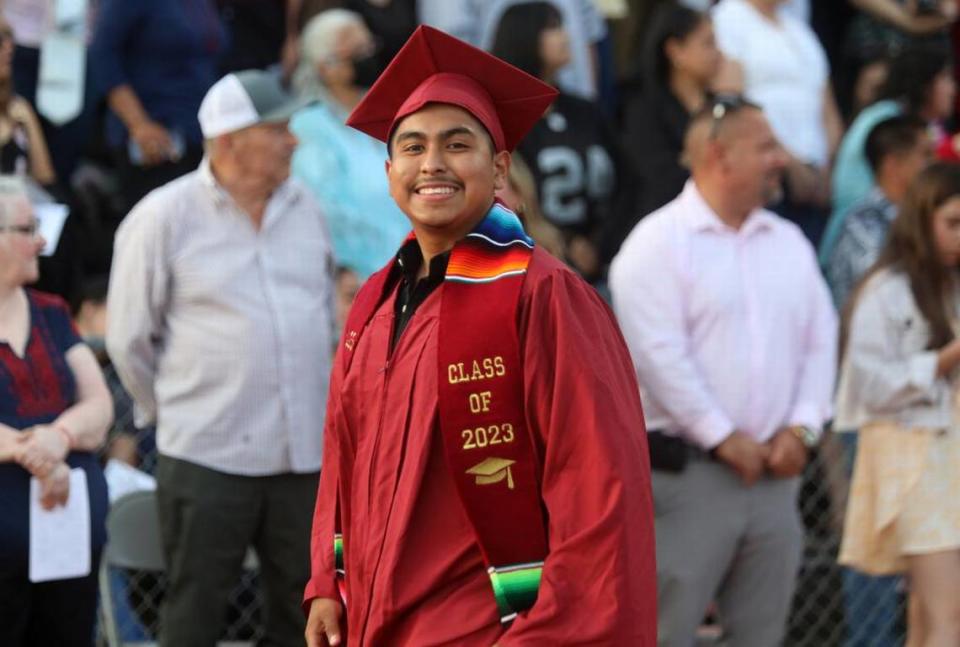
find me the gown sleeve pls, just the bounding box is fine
[500,266,657,645]
[303,344,347,608]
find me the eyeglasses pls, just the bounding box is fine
[0,220,40,237]
[705,94,761,139]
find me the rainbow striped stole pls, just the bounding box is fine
[438,201,546,623]
[445,201,534,283]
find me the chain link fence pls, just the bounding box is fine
[100,568,264,645]
[95,365,906,646]
[790,438,908,647]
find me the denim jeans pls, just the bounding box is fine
[839,433,902,647]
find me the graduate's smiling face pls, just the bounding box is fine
[386,104,510,241]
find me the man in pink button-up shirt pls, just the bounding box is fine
[610,97,837,647]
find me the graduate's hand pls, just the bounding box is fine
[713,431,769,486]
[306,597,343,647]
[765,428,808,478]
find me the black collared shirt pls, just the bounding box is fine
[392,239,450,349]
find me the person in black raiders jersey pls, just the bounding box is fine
[490,1,626,284]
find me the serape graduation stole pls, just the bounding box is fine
[437,202,548,623]
[334,201,548,623]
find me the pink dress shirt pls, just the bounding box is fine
[609,181,837,449]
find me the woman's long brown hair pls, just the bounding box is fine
[843,162,960,355]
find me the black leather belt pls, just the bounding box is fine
[647,430,716,472]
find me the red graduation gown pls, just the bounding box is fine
[305,248,656,645]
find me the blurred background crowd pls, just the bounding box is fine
[20,0,960,308]
[4,0,960,645]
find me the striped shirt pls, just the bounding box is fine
[823,188,897,311]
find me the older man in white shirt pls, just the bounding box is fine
[610,97,837,647]
[107,70,334,647]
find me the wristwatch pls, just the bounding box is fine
[788,425,819,448]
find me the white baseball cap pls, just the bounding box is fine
[198,70,306,139]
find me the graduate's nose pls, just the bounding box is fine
[420,143,448,174]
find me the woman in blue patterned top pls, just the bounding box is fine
[0,177,112,646]
[291,9,411,279]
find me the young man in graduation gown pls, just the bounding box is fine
[303,26,657,647]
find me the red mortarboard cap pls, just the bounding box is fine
[346,25,559,152]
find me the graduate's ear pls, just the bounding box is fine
[492,150,511,192]
[385,157,402,205]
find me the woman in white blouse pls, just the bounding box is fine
[837,161,960,647]
[712,0,844,244]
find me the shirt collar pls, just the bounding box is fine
[198,156,299,214]
[680,180,776,236]
[198,156,223,197]
[396,237,450,283]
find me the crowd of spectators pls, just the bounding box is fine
[9,0,958,303]
[4,0,960,644]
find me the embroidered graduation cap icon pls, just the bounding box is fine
[467,457,516,490]
[345,25,559,152]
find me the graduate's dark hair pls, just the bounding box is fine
[490,2,563,81]
[640,2,709,91]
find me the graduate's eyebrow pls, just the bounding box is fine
[393,126,479,145]
[438,126,479,140]
[390,123,494,157]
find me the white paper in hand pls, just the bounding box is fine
[35,203,69,256]
[29,468,91,583]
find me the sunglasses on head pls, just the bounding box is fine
[703,94,761,139]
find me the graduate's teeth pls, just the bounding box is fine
[418,186,456,195]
